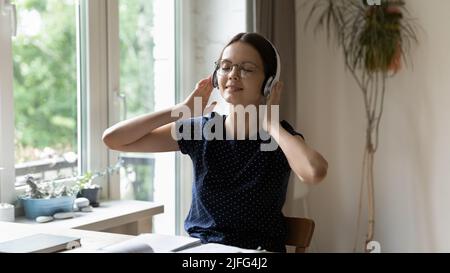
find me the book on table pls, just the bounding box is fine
[0,233,81,253]
[99,233,202,253]
[99,233,266,253]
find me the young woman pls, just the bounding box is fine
[103,32,328,252]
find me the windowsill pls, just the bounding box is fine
[14,200,164,235]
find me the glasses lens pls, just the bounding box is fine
[217,61,231,76]
[215,61,257,78]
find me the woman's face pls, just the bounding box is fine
[218,42,266,107]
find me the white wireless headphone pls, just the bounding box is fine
[263,41,281,97]
[212,35,281,97]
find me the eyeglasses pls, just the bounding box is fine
[215,60,259,79]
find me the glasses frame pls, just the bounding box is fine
[214,60,259,79]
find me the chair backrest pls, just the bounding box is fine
[285,217,315,253]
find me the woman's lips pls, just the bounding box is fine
[226,86,243,92]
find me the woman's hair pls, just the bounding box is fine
[219,32,277,88]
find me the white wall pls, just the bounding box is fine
[182,0,247,115]
[296,0,450,252]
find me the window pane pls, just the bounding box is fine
[119,0,156,201]
[118,0,175,205]
[13,0,78,186]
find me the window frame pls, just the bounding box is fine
[79,0,110,198]
[0,0,112,204]
[0,3,16,204]
[105,0,121,200]
[0,0,178,230]
[106,0,177,234]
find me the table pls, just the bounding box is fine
[15,200,164,235]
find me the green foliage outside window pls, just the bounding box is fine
[13,0,77,163]
[13,0,156,164]
[13,0,156,202]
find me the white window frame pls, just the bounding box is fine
[0,0,16,204]
[174,0,194,236]
[105,0,121,200]
[79,0,110,198]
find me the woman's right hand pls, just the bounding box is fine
[180,76,217,117]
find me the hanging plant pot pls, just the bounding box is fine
[361,3,404,73]
[388,41,402,73]
[386,5,403,73]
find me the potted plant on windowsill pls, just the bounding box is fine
[19,176,77,220]
[74,161,123,208]
[75,172,101,208]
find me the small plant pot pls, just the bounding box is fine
[20,196,75,220]
[77,188,101,207]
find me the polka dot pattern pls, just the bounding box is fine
[176,112,304,252]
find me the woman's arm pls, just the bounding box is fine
[271,126,328,184]
[102,76,216,153]
[264,82,328,184]
[102,106,182,153]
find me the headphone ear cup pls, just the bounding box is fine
[263,76,274,97]
[212,70,218,88]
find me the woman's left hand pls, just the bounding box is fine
[262,81,283,133]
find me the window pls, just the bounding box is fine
[1,0,251,238]
[118,0,157,201]
[12,0,79,186]
[112,0,176,234]
[0,0,16,203]
[1,0,81,202]
[1,1,176,230]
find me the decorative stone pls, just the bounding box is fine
[81,206,93,213]
[36,216,54,223]
[74,198,90,209]
[53,212,75,219]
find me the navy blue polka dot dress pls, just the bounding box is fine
[176,112,304,252]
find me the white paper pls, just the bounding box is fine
[99,233,201,253]
[177,243,264,253]
[99,240,154,253]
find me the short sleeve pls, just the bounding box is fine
[175,117,203,155]
[280,120,305,140]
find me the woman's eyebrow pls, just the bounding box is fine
[241,61,258,67]
[221,59,258,66]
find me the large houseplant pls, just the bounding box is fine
[304,0,418,251]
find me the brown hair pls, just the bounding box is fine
[218,32,278,90]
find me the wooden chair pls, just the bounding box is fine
[285,217,315,253]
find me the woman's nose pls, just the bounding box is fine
[228,66,241,80]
